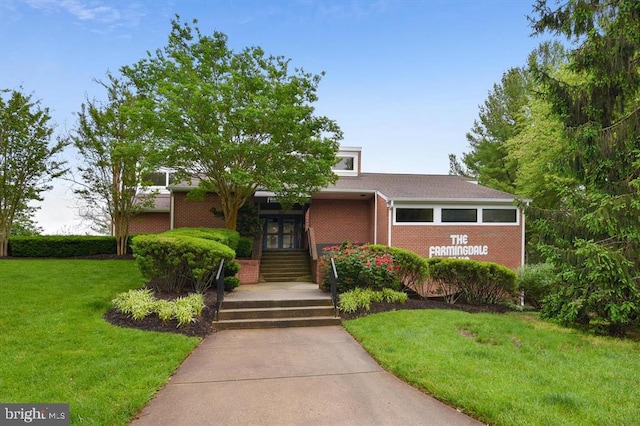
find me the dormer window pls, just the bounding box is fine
[334,156,354,171]
[333,147,361,176]
[141,170,176,192]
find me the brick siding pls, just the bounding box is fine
[308,198,373,244]
[129,212,170,234]
[173,192,226,228]
[390,220,523,270]
[237,259,260,285]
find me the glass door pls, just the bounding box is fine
[265,218,280,250]
[263,216,302,250]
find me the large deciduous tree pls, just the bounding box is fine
[122,17,343,230]
[529,0,640,332]
[71,75,159,255]
[0,88,66,256]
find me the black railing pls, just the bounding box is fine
[329,257,338,315]
[214,259,225,321]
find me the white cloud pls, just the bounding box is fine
[23,0,144,27]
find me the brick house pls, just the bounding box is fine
[130,147,526,284]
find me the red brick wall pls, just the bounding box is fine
[237,259,260,285]
[309,199,372,244]
[129,212,170,234]
[375,194,389,246]
[391,220,523,270]
[173,192,226,229]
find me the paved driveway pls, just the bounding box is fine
[130,326,482,425]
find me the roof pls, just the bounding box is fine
[166,172,520,204]
[322,173,518,202]
[137,193,171,212]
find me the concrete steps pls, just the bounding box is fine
[214,297,340,330]
[260,249,312,282]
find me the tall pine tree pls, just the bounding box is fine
[529,0,640,333]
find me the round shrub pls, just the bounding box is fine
[224,276,240,291]
[132,233,235,293]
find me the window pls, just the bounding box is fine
[144,172,168,186]
[482,209,517,223]
[142,170,176,188]
[441,208,477,223]
[396,208,434,223]
[333,156,354,171]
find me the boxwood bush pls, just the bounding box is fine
[132,231,236,293]
[8,236,129,257]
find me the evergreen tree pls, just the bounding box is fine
[529,0,640,333]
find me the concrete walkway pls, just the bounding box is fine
[130,325,483,425]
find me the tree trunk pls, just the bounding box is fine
[225,207,238,231]
[113,214,129,256]
[0,233,8,257]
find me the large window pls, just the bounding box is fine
[393,205,519,225]
[396,208,434,223]
[482,208,517,223]
[442,208,477,223]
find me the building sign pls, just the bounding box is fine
[428,234,488,259]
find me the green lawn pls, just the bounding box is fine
[0,259,200,425]
[344,309,640,426]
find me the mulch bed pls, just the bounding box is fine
[339,296,514,320]
[104,289,218,338]
[103,288,514,338]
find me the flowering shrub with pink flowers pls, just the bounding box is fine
[320,242,404,292]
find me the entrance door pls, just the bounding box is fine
[263,217,302,250]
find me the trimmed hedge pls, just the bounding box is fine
[235,237,253,258]
[163,227,240,250]
[132,233,236,293]
[427,258,516,305]
[8,236,131,257]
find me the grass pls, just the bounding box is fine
[0,259,200,425]
[344,309,640,426]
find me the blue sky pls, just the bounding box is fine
[1,0,547,233]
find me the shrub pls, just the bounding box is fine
[540,239,640,334]
[516,263,559,308]
[224,276,240,292]
[132,232,235,293]
[235,237,253,258]
[153,300,174,322]
[112,288,155,320]
[374,245,429,296]
[8,235,130,257]
[111,289,205,327]
[163,227,240,250]
[224,260,241,277]
[338,288,407,313]
[428,258,517,305]
[321,242,401,292]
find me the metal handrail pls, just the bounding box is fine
[214,258,225,321]
[329,257,338,315]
